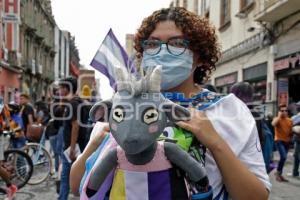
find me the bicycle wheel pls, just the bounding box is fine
[23,143,53,185]
[0,150,33,190]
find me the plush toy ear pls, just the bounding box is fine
[89,100,113,122]
[162,101,191,122]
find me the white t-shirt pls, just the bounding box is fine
[204,94,271,198]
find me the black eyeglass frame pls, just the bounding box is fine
[280,110,288,112]
[141,37,190,56]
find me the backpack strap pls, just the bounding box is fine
[214,185,228,200]
[164,90,227,199]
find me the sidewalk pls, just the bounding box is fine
[269,150,300,200]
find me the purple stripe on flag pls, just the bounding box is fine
[92,170,114,200]
[108,29,136,73]
[82,170,114,200]
[90,59,117,91]
[148,170,171,200]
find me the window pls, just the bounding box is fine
[201,0,210,18]
[194,0,199,14]
[220,0,230,28]
[239,0,254,14]
[25,38,30,58]
[183,0,188,8]
[34,46,38,66]
[240,0,253,10]
[204,0,210,11]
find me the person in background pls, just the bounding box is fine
[266,113,275,137]
[48,92,65,193]
[6,102,26,149]
[288,98,298,116]
[0,98,18,200]
[19,93,34,137]
[34,100,50,125]
[230,82,264,143]
[80,85,93,147]
[230,82,274,173]
[272,104,293,182]
[58,76,84,200]
[14,88,20,105]
[230,82,254,104]
[265,113,277,171]
[287,106,300,178]
[81,85,92,102]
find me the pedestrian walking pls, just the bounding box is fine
[272,104,293,182]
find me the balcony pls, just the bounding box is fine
[44,70,55,82]
[37,64,43,74]
[25,59,36,74]
[8,51,22,69]
[254,0,300,22]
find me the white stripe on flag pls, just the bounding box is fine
[98,43,126,77]
[125,171,149,200]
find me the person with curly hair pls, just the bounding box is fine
[71,7,270,200]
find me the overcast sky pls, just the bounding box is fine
[51,0,170,99]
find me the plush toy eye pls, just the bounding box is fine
[143,108,159,125]
[112,106,125,123]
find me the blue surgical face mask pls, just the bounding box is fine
[141,44,194,90]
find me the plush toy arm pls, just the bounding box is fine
[164,142,208,187]
[86,148,118,197]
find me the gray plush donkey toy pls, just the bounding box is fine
[86,66,209,199]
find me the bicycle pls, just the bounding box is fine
[0,131,33,195]
[22,123,54,185]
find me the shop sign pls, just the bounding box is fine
[277,78,289,106]
[215,73,237,87]
[3,13,19,23]
[274,53,300,71]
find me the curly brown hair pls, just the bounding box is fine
[134,7,221,84]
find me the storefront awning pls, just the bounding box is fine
[70,62,80,77]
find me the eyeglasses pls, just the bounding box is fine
[141,37,189,56]
[280,110,288,112]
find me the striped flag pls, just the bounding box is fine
[90,29,136,90]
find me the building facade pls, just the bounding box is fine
[125,34,135,58]
[170,0,200,13]
[20,0,55,101]
[255,0,300,114]
[0,0,22,103]
[173,0,300,114]
[54,27,70,80]
[69,35,80,78]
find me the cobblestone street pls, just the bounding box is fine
[268,150,300,200]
